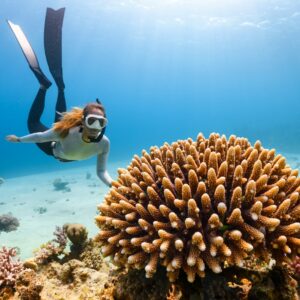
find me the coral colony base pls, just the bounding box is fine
[1,133,300,299]
[96,133,300,283]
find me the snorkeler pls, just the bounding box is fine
[5,7,113,187]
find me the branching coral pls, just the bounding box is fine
[95,133,300,283]
[290,256,300,281]
[0,247,23,288]
[34,226,67,264]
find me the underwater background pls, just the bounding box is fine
[1,0,300,178]
[1,0,300,260]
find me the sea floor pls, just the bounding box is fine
[1,152,300,260]
[0,160,126,260]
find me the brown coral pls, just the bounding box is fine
[15,269,43,300]
[63,223,88,248]
[95,133,300,282]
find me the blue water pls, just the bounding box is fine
[1,0,300,178]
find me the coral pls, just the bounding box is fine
[53,226,68,247]
[23,259,38,272]
[57,259,86,284]
[166,284,182,300]
[290,256,300,281]
[15,269,43,300]
[79,240,105,270]
[0,177,4,185]
[95,133,300,283]
[0,247,23,288]
[0,213,20,233]
[63,223,88,249]
[100,267,170,300]
[34,259,111,299]
[98,263,298,300]
[34,226,67,265]
[33,224,91,265]
[0,286,14,299]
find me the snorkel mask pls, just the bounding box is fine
[84,114,108,130]
[81,99,108,143]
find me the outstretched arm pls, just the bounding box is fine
[96,137,113,187]
[6,128,59,143]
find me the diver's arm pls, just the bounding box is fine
[17,129,59,143]
[96,137,113,187]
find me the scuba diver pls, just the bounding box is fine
[5,7,113,187]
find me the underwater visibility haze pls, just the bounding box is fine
[1,0,300,177]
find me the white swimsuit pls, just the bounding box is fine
[19,126,112,186]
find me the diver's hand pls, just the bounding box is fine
[97,170,113,188]
[5,135,20,143]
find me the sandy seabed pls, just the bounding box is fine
[0,160,125,260]
[1,152,300,260]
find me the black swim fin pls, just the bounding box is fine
[7,20,52,89]
[44,7,66,91]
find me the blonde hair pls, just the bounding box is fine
[53,107,83,138]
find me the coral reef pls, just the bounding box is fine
[2,242,111,299]
[0,213,20,233]
[100,267,171,300]
[4,224,112,299]
[15,269,43,300]
[23,241,110,299]
[33,226,67,264]
[99,263,298,300]
[33,224,91,266]
[79,240,104,270]
[0,177,4,185]
[34,257,111,299]
[0,247,23,288]
[96,133,300,283]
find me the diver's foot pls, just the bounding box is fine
[44,8,66,91]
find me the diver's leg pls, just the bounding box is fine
[54,89,67,122]
[7,20,52,89]
[27,88,54,156]
[27,88,48,133]
[44,7,66,91]
[7,19,53,155]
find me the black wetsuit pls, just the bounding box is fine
[27,88,66,156]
